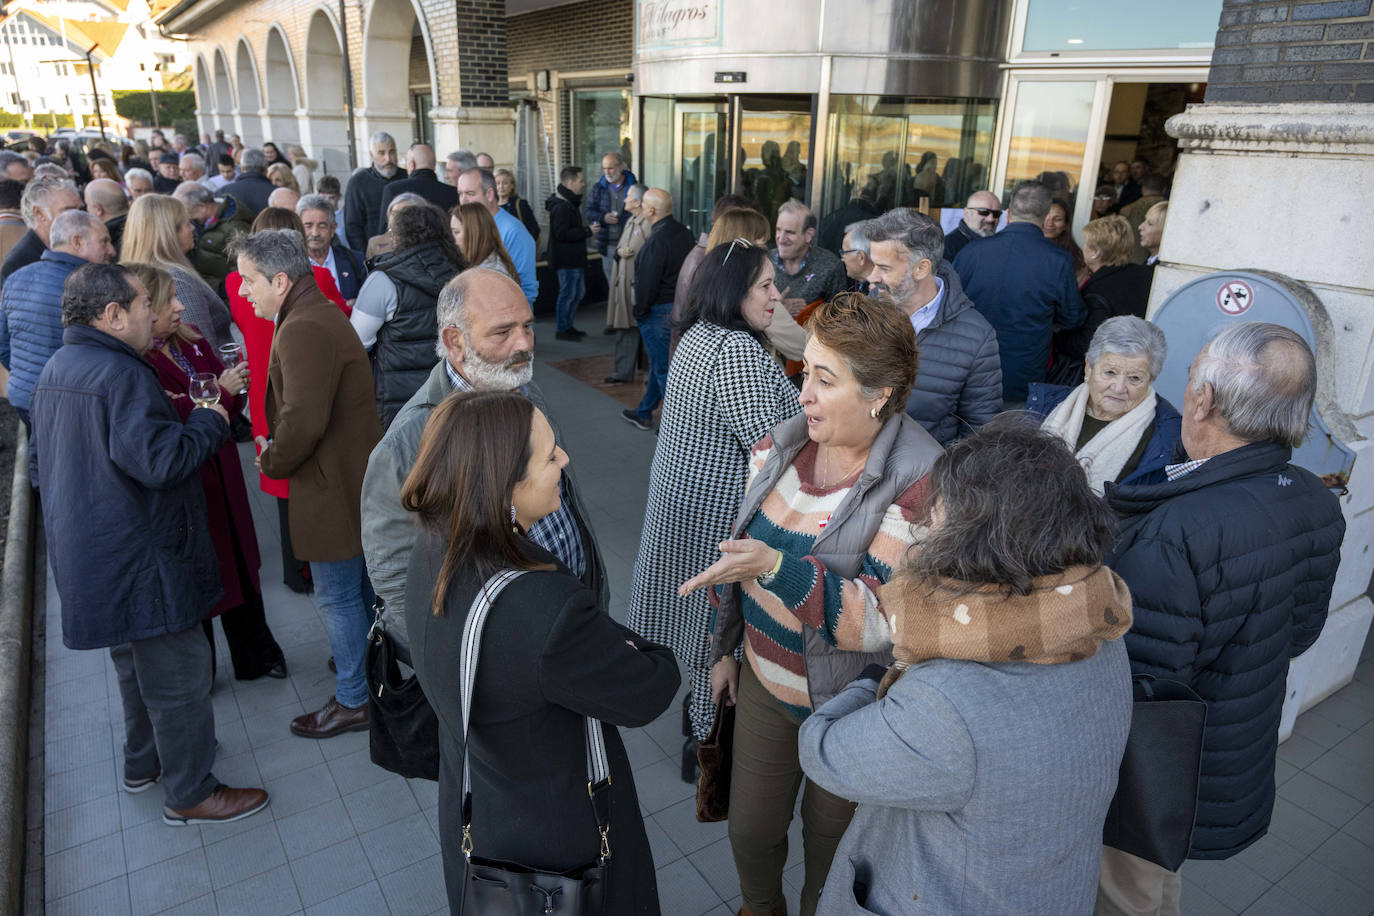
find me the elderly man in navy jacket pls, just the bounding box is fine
[31,263,270,828]
[953,180,1084,406]
[1098,322,1345,915]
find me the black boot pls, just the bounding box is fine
[681,692,693,737]
[681,737,699,784]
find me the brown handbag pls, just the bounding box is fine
[695,696,736,822]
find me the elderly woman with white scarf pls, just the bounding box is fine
[1026,316,1182,494]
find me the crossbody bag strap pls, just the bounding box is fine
[459,569,613,864]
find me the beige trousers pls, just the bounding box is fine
[1094,846,1182,916]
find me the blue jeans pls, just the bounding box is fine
[309,554,375,708]
[555,268,586,332]
[635,301,673,419]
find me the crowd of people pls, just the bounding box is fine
[0,126,1349,916]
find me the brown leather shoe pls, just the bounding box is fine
[290,696,368,739]
[163,785,269,826]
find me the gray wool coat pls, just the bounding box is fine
[799,640,1132,915]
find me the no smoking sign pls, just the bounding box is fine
[1217,280,1255,316]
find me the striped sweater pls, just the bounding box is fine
[739,436,928,718]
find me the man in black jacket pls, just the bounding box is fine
[32,263,270,826]
[344,131,407,250]
[378,143,458,221]
[624,188,693,430]
[217,148,276,216]
[866,207,1001,445]
[1098,322,1345,914]
[545,165,599,341]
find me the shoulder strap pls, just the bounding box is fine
[459,569,612,864]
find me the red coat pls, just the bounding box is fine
[145,333,261,617]
[226,266,348,498]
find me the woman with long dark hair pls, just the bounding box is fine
[351,203,467,427]
[448,202,517,280]
[403,390,679,914]
[626,240,800,772]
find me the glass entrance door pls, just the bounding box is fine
[737,97,813,236]
[675,103,727,240]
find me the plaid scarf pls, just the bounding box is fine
[877,564,1132,698]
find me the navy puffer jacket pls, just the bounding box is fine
[1105,443,1344,859]
[31,324,227,650]
[1026,382,1181,486]
[0,249,86,410]
[902,262,1003,445]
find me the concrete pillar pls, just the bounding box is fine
[297,108,351,179]
[1149,0,1374,734]
[430,106,515,165]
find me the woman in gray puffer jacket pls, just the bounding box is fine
[800,418,1133,915]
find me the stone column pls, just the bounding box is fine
[1149,0,1374,734]
[431,0,514,161]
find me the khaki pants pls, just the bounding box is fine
[727,660,855,916]
[1095,846,1182,916]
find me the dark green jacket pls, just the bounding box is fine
[194,195,253,293]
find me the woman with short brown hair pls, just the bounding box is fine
[683,292,945,916]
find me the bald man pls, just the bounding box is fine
[623,188,694,430]
[379,142,458,216]
[267,187,300,212]
[83,178,131,257]
[943,189,1002,262]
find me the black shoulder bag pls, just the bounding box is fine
[365,596,439,781]
[459,570,611,915]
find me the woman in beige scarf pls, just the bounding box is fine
[605,183,651,384]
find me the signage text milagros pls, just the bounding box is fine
[639,0,717,44]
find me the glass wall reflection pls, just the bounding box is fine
[821,95,996,220]
[1002,81,1095,209]
[572,89,632,180]
[1022,0,1223,51]
[738,99,812,235]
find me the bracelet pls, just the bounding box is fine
[756,549,784,587]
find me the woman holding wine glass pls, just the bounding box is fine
[129,262,287,682]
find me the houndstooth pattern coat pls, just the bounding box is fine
[627,320,802,739]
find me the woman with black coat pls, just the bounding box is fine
[1051,214,1154,382]
[402,390,681,914]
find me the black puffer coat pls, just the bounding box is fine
[902,262,1003,445]
[370,240,458,429]
[1106,442,1345,860]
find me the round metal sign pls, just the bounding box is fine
[1216,279,1255,316]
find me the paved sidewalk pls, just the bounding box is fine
[37,305,1374,915]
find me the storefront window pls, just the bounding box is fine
[738,98,811,235]
[821,96,996,220]
[1022,0,1223,51]
[1002,81,1095,209]
[571,89,632,184]
[640,96,673,188]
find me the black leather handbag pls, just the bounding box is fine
[458,570,612,916]
[365,597,439,781]
[1102,674,1208,871]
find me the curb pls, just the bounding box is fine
[0,422,35,914]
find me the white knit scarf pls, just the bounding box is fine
[1042,383,1157,495]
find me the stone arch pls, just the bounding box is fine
[263,25,301,147]
[193,53,214,135]
[303,7,350,175]
[361,0,438,144]
[234,38,264,145]
[211,46,234,132]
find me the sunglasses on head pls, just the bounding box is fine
[722,237,752,264]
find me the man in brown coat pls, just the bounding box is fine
[235,228,383,738]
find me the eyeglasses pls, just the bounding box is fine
[722,237,752,264]
[967,207,1002,218]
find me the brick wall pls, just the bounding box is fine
[1207,0,1374,102]
[507,0,633,78]
[456,0,508,107]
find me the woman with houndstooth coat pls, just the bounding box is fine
[626,241,800,770]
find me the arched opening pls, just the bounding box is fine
[362,0,437,146]
[234,39,264,145]
[304,8,350,176]
[212,47,234,133]
[193,54,214,136]
[263,27,301,148]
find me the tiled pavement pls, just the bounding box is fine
[35,303,1374,915]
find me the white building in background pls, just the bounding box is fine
[0,0,185,128]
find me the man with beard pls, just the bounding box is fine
[344,132,407,250]
[361,269,607,653]
[298,194,367,305]
[942,189,1002,262]
[866,207,1001,445]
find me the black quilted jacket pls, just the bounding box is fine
[1106,442,1345,860]
[902,262,1003,445]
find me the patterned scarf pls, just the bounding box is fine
[876,564,1132,698]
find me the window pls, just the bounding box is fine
[822,95,997,219]
[571,89,632,187]
[1001,81,1096,206]
[1022,0,1223,51]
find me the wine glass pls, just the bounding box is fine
[217,342,243,369]
[189,372,220,409]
